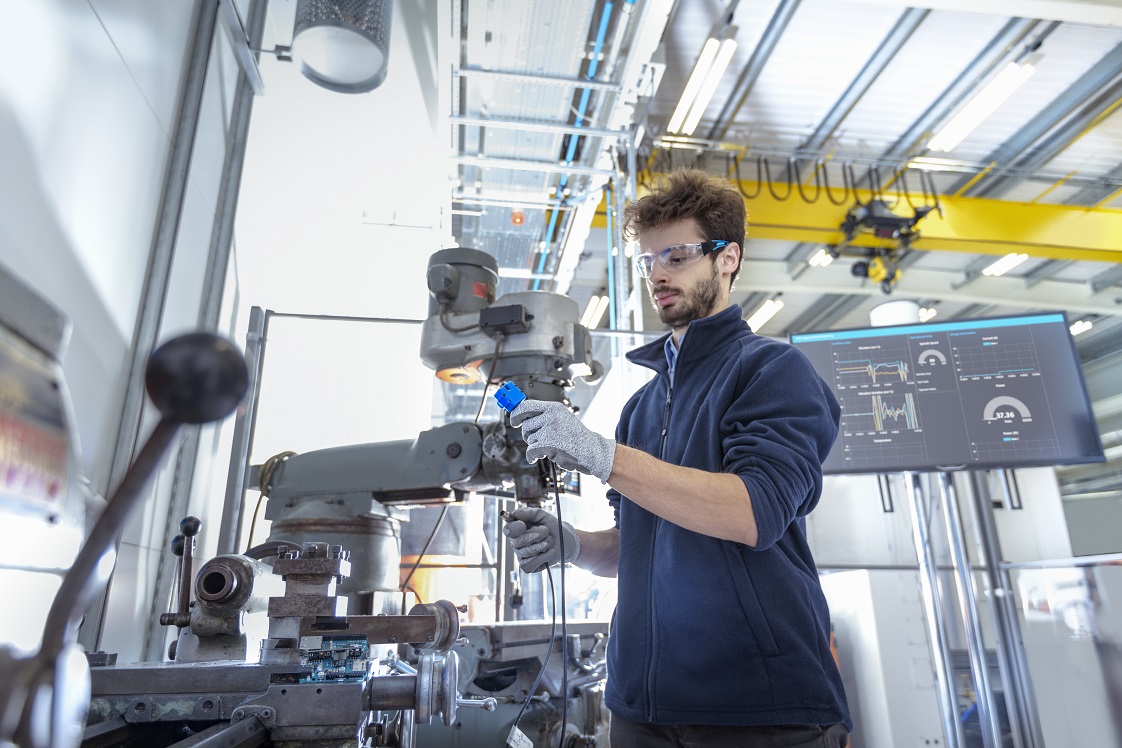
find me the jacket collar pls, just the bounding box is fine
[627,304,749,375]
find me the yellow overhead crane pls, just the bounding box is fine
[591,178,1122,265]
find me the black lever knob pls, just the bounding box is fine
[180,516,202,537]
[145,333,249,424]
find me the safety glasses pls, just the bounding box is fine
[634,240,730,279]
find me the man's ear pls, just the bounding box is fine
[721,243,742,272]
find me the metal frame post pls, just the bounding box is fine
[938,471,1003,748]
[969,471,1045,748]
[904,472,965,748]
[80,0,220,654]
[218,307,270,555]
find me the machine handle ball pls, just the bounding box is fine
[145,332,250,424]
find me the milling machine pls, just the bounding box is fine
[0,249,612,748]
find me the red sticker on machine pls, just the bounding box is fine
[0,342,69,507]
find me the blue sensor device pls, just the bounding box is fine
[494,381,526,412]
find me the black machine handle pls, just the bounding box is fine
[41,333,248,657]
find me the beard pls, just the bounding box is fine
[652,261,722,329]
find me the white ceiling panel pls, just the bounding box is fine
[1041,107,1122,179]
[728,0,905,145]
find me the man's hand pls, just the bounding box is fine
[510,400,615,483]
[502,507,582,573]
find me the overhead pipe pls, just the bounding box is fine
[532,1,618,290]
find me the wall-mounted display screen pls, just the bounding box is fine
[790,312,1105,475]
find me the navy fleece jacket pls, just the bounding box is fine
[604,304,851,729]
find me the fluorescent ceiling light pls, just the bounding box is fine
[808,248,834,267]
[667,28,738,136]
[919,307,937,322]
[906,156,967,172]
[589,296,611,329]
[981,253,1029,277]
[1069,319,1093,336]
[746,298,783,332]
[581,295,610,328]
[928,54,1042,153]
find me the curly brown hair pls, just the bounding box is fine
[623,168,746,289]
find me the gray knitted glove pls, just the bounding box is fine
[502,507,581,573]
[510,400,615,483]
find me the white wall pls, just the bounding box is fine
[0,0,246,661]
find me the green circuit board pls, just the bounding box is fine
[297,636,369,682]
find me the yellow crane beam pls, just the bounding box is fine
[591,179,1122,264]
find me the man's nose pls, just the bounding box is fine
[646,258,671,284]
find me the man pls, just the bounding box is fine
[504,168,850,747]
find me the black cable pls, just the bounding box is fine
[474,337,504,424]
[400,504,450,614]
[821,160,850,206]
[732,154,762,200]
[847,162,869,207]
[510,567,558,736]
[763,157,794,201]
[246,450,297,551]
[794,157,822,204]
[439,305,480,333]
[245,493,266,551]
[550,463,569,744]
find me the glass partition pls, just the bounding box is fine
[1007,557,1122,747]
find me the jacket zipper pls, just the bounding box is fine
[647,378,673,721]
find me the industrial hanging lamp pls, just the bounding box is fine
[292,0,394,94]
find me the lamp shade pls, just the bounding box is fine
[292,0,393,94]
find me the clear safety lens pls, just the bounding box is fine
[634,241,727,278]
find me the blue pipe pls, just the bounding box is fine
[533,1,616,290]
[605,183,617,329]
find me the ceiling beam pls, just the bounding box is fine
[845,0,1122,27]
[1090,264,1122,293]
[1065,161,1122,206]
[953,41,1122,197]
[594,179,1122,263]
[730,260,1122,315]
[795,294,867,333]
[878,19,1045,161]
[783,294,847,333]
[707,0,802,141]
[1024,258,1075,287]
[800,8,929,153]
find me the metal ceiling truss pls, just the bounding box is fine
[1066,161,1122,206]
[877,19,1050,163]
[731,260,1121,316]
[799,8,929,153]
[596,176,1122,263]
[707,0,802,141]
[953,40,1122,198]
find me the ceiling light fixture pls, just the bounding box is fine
[291,0,393,94]
[667,25,738,136]
[919,306,937,322]
[981,253,1029,277]
[581,295,611,329]
[746,297,783,332]
[928,53,1042,153]
[808,248,834,267]
[1069,319,1093,336]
